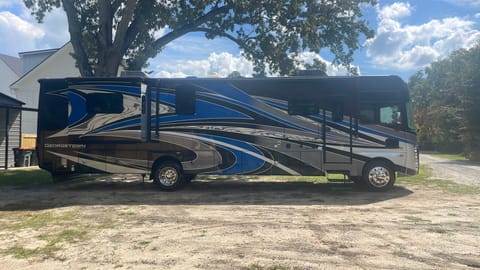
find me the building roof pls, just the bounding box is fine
[0,53,22,77]
[10,43,66,88]
[18,48,59,57]
[0,92,24,107]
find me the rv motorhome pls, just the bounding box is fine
[37,76,418,191]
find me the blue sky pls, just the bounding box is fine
[1,0,479,80]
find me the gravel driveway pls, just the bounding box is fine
[420,154,480,186]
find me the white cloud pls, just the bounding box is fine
[0,2,69,56]
[475,13,480,19]
[378,2,411,20]
[154,52,254,78]
[0,11,44,55]
[153,50,358,78]
[295,52,354,76]
[366,2,480,70]
[35,8,69,48]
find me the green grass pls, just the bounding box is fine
[0,210,88,260]
[0,168,52,186]
[3,229,87,259]
[247,264,292,270]
[428,227,448,234]
[0,211,79,230]
[403,215,430,223]
[426,152,468,161]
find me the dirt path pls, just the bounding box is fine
[0,176,479,269]
[421,154,480,186]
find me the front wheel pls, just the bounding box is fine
[152,161,185,191]
[362,160,395,192]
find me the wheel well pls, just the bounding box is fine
[362,158,396,175]
[150,156,183,179]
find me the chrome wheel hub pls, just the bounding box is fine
[368,166,391,187]
[158,167,178,186]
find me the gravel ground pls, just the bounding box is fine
[420,154,480,186]
[0,171,479,269]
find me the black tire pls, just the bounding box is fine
[152,161,185,191]
[362,160,395,192]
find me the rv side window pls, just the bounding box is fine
[86,93,123,114]
[288,100,319,115]
[176,86,196,115]
[359,104,402,127]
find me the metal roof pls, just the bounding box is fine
[0,53,22,77]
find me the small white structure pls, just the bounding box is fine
[10,42,80,134]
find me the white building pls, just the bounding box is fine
[10,42,80,134]
[0,53,22,97]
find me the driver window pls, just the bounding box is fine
[380,105,401,126]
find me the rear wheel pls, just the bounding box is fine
[362,160,395,192]
[152,161,185,191]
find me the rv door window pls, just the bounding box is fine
[86,93,123,114]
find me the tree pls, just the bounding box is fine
[304,58,327,72]
[24,0,376,77]
[227,70,243,78]
[409,43,480,159]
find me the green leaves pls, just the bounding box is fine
[409,43,480,159]
[24,0,375,77]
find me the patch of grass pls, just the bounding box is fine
[23,211,77,229]
[133,240,151,250]
[0,211,79,231]
[428,227,448,234]
[247,264,292,270]
[404,215,430,223]
[0,168,52,186]
[434,153,468,161]
[3,229,87,259]
[39,229,88,245]
[422,151,468,161]
[3,246,46,259]
[398,165,480,195]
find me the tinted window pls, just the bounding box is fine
[288,100,319,115]
[39,95,68,131]
[176,86,196,115]
[86,93,123,114]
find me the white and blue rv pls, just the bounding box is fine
[37,75,418,191]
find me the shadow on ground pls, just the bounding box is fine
[0,176,413,211]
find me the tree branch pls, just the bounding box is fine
[152,5,231,52]
[113,0,138,51]
[61,0,93,76]
[192,27,243,46]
